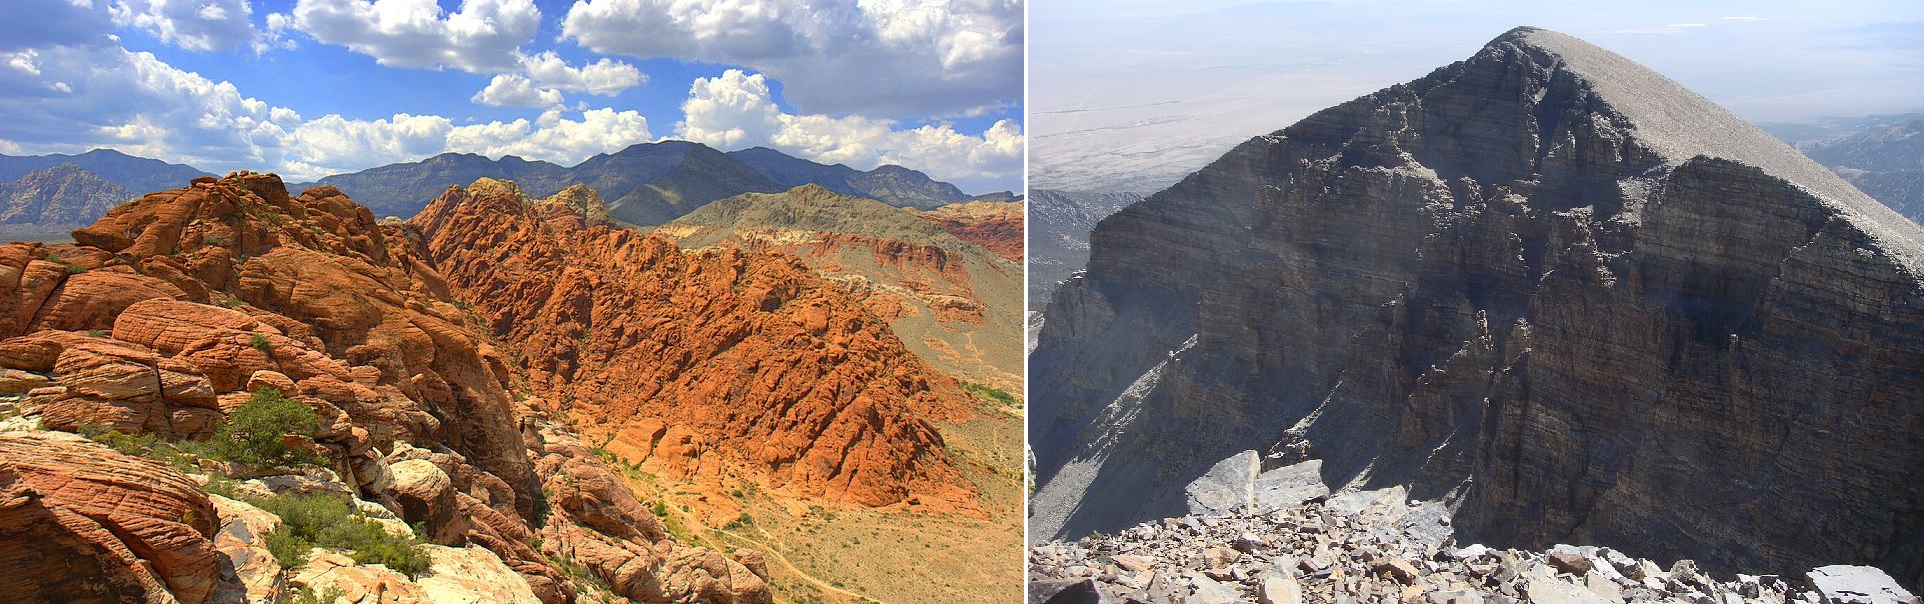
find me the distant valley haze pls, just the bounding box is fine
[1031,0,1922,193]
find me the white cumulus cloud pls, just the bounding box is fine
[290,0,539,73]
[562,0,1022,117]
[109,0,257,51]
[517,51,643,95]
[471,51,646,108]
[0,43,652,181]
[677,69,1021,192]
[471,74,564,107]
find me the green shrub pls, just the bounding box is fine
[264,526,312,570]
[962,382,1019,409]
[250,333,275,352]
[52,258,87,274]
[201,475,241,499]
[83,428,195,471]
[256,493,433,578]
[212,387,324,470]
[284,585,345,604]
[87,329,108,338]
[530,487,553,529]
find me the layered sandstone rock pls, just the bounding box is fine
[0,172,773,603]
[916,199,1025,262]
[410,179,979,512]
[662,185,1025,393]
[0,430,221,604]
[1030,26,1924,589]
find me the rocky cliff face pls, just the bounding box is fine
[411,179,982,513]
[1030,26,1924,588]
[0,172,770,603]
[660,185,1025,394]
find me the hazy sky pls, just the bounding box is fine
[0,0,1025,193]
[1031,0,1922,192]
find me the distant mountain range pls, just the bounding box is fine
[0,148,211,194]
[1027,188,1142,308]
[0,164,136,240]
[298,142,1005,223]
[0,144,1005,239]
[0,150,210,240]
[1796,119,1924,223]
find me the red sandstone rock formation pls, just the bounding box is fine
[660,186,1025,393]
[0,172,772,603]
[917,200,1025,262]
[410,179,980,512]
[0,431,221,604]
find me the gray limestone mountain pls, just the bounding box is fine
[725,146,979,209]
[295,152,568,218]
[1029,24,1924,591]
[660,184,1024,392]
[0,163,133,226]
[301,143,992,223]
[1799,119,1924,223]
[300,141,780,225]
[0,148,211,195]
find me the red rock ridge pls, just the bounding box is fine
[917,200,1024,262]
[409,178,980,513]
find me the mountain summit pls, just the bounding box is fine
[1031,25,1924,585]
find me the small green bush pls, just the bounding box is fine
[212,387,324,470]
[83,427,195,471]
[962,382,1019,409]
[256,493,432,578]
[250,333,275,352]
[87,329,108,338]
[283,585,344,604]
[530,487,553,529]
[201,475,241,499]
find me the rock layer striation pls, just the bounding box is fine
[411,179,981,512]
[1030,26,1924,588]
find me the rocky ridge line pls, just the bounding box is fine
[410,178,983,513]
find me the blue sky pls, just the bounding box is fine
[1030,0,1922,192]
[0,0,1025,193]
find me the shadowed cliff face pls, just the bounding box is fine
[411,179,983,514]
[1030,26,1924,586]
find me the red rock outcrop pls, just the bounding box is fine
[917,200,1025,262]
[661,186,1025,393]
[0,430,221,604]
[0,172,773,603]
[410,179,979,511]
